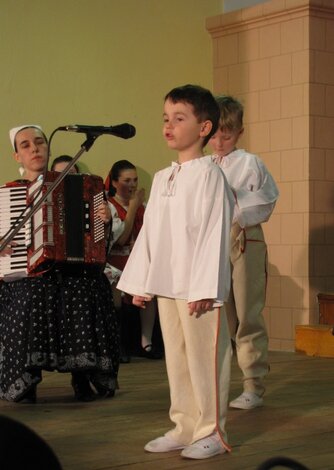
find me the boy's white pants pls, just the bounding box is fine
[157,297,231,450]
[227,223,269,396]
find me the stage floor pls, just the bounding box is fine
[0,351,333,470]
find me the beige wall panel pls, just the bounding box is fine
[309,213,326,244]
[281,213,304,245]
[281,85,304,118]
[309,83,325,115]
[325,85,334,117]
[270,55,292,88]
[281,18,305,54]
[281,149,304,181]
[239,92,260,123]
[293,308,311,326]
[266,275,282,305]
[325,149,334,180]
[309,148,325,180]
[314,51,334,85]
[248,121,270,152]
[259,89,281,121]
[270,119,293,151]
[314,117,334,148]
[249,59,270,91]
[228,63,250,94]
[213,67,229,92]
[292,181,309,212]
[238,29,260,62]
[259,24,281,58]
[313,181,334,212]
[270,306,294,339]
[275,181,292,213]
[263,214,281,244]
[207,0,334,350]
[292,116,309,148]
[292,51,309,84]
[310,16,326,51]
[217,34,239,66]
[292,245,309,277]
[269,245,292,276]
[325,19,334,52]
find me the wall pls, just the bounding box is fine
[0,0,221,190]
[207,0,334,351]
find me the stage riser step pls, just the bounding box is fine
[295,325,334,358]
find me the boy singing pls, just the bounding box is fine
[118,85,234,459]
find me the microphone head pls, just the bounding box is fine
[111,123,136,139]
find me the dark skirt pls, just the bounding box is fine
[0,268,119,401]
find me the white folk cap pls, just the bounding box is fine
[9,125,43,150]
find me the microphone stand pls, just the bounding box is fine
[0,133,99,254]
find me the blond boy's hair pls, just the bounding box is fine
[215,95,244,132]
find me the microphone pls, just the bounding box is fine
[58,123,136,139]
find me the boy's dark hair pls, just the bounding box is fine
[51,155,79,173]
[164,84,220,146]
[108,159,136,197]
[215,95,244,131]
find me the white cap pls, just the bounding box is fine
[9,125,43,150]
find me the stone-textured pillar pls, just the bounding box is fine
[207,0,334,351]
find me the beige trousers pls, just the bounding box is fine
[157,297,231,451]
[226,223,269,396]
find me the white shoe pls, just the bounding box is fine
[181,433,226,460]
[229,391,263,409]
[144,435,185,453]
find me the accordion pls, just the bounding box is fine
[0,172,106,280]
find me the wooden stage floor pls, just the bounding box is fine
[0,351,333,470]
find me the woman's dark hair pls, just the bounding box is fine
[107,159,136,197]
[51,155,79,173]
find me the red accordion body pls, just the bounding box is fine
[0,172,106,280]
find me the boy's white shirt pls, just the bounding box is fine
[213,149,279,228]
[117,155,235,305]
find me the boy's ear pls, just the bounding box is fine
[199,120,213,138]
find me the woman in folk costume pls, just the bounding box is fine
[0,125,119,403]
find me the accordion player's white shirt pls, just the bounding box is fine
[213,149,279,228]
[117,156,235,305]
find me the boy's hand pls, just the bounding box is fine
[188,299,214,318]
[133,295,152,308]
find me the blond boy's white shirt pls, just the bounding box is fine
[117,155,234,304]
[213,149,279,228]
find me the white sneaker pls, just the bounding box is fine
[181,433,226,459]
[229,391,263,409]
[144,435,185,453]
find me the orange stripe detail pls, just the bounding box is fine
[214,306,232,453]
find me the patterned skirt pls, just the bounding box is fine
[0,268,120,401]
